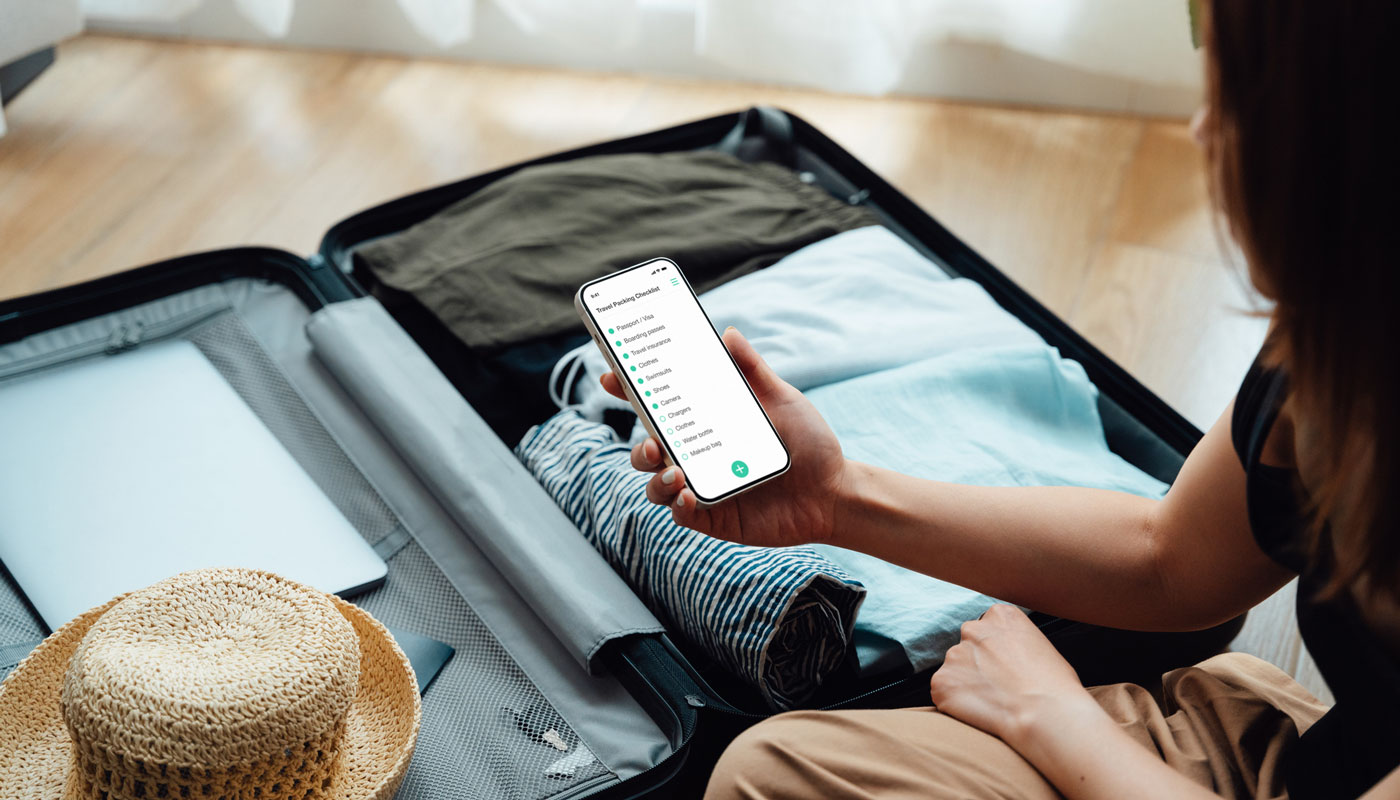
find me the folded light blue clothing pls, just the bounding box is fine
[806,347,1169,673]
[516,410,865,711]
[539,224,1170,682]
[556,225,1045,429]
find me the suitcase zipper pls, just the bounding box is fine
[0,304,232,382]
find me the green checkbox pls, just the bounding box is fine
[607,328,614,334]
[667,428,673,434]
[652,403,658,409]
[644,390,651,396]
[630,366,637,372]
[681,453,688,460]
[614,340,622,347]
[672,440,681,448]
[637,378,643,384]
[622,353,628,359]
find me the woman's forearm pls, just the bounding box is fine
[1009,691,1218,800]
[826,406,1289,631]
[831,460,1178,629]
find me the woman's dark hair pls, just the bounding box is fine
[1203,1,1398,603]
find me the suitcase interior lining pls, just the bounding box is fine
[0,276,673,799]
[190,311,407,551]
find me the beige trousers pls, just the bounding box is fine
[705,653,1329,800]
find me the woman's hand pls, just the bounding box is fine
[928,604,1098,749]
[599,327,846,548]
[931,605,1228,800]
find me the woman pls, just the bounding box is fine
[599,1,1399,797]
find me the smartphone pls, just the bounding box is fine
[575,258,790,505]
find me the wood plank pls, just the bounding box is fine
[1071,242,1268,429]
[1107,121,1228,263]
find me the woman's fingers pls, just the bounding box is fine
[600,371,627,401]
[721,328,783,403]
[646,466,686,505]
[669,488,716,537]
[641,469,710,536]
[632,446,708,534]
[630,438,666,472]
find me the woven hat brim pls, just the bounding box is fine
[0,592,421,800]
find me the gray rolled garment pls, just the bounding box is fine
[517,410,866,710]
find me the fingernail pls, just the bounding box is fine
[674,492,686,509]
[662,467,677,485]
[724,326,737,333]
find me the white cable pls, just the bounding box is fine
[548,341,593,412]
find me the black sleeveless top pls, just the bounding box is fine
[1232,359,1400,798]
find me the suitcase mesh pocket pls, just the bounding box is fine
[189,313,403,548]
[0,571,45,681]
[355,544,614,799]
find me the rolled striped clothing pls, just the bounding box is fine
[516,410,865,710]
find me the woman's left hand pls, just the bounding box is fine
[929,604,1096,748]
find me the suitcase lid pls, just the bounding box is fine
[0,247,355,345]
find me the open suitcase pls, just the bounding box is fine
[0,107,1242,798]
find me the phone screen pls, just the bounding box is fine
[578,259,790,503]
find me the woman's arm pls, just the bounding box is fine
[934,603,1397,800]
[1363,766,1400,799]
[606,328,1294,631]
[928,604,1222,800]
[1010,687,1220,800]
[831,405,1295,630]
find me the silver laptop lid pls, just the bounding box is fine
[0,338,386,629]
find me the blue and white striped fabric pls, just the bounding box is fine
[516,410,865,710]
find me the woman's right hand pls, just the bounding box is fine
[599,327,847,548]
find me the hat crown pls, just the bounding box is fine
[60,569,360,797]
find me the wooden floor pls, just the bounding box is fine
[0,34,1321,700]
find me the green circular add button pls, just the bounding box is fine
[730,460,749,478]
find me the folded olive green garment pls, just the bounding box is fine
[356,151,877,350]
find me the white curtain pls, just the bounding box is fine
[83,0,298,38]
[694,0,1199,95]
[2,0,1202,136]
[77,0,654,48]
[71,0,1199,90]
[77,0,585,46]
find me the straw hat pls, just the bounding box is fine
[0,568,421,800]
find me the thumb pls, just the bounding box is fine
[722,327,784,401]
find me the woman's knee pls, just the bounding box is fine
[704,713,809,800]
[704,711,840,800]
[704,707,1058,800]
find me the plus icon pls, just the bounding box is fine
[730,460,749,478]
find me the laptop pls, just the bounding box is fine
[0,338,387,630]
